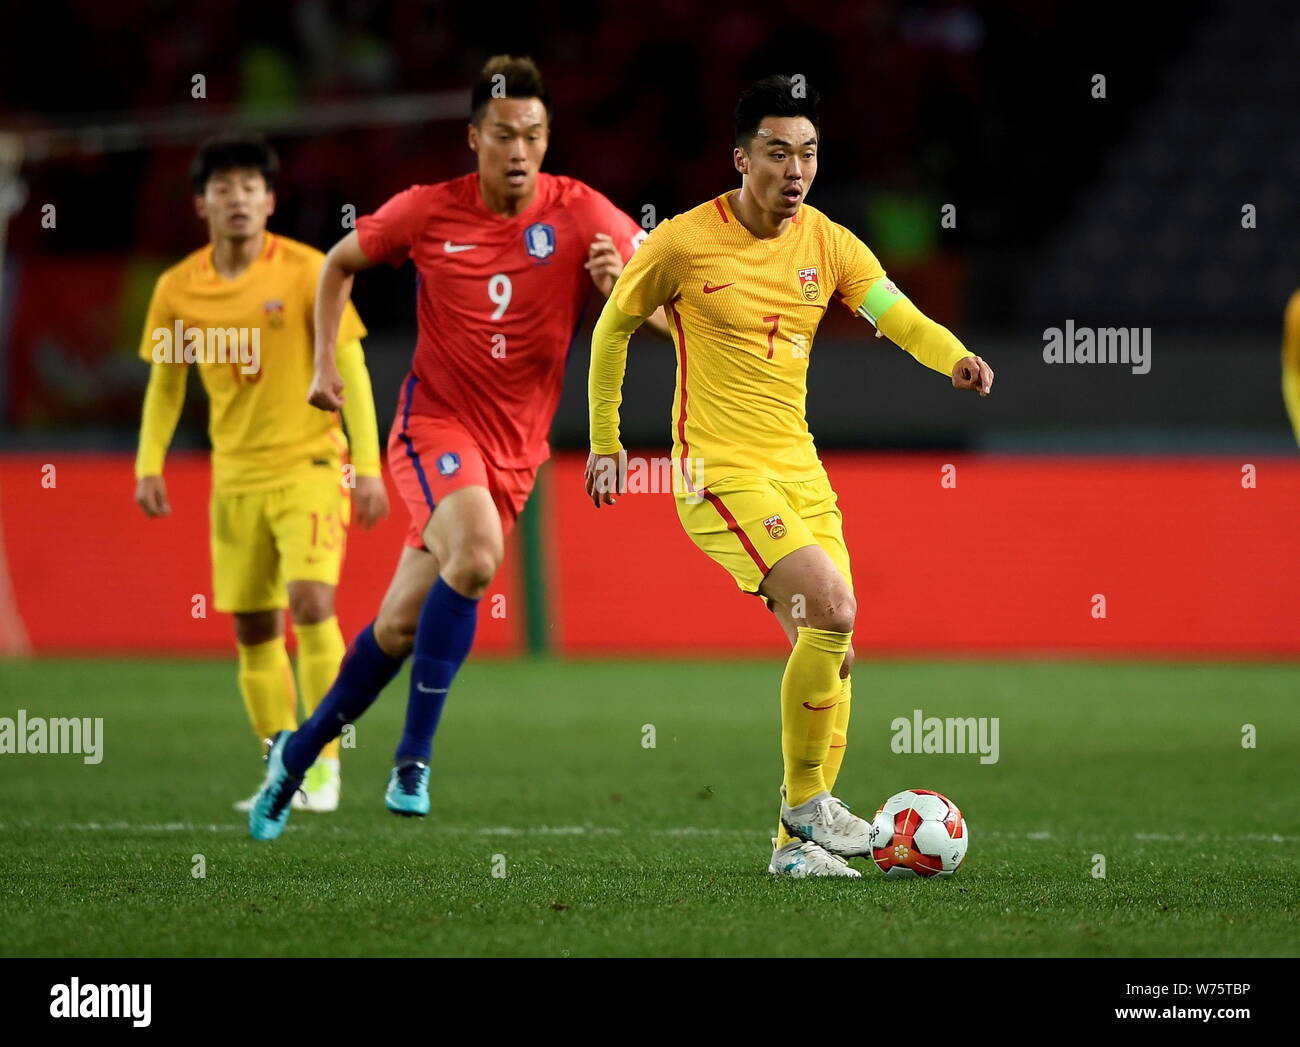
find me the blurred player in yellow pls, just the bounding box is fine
[1282,288,1300,443]
[134,133,388,812]
[586,76,994,877]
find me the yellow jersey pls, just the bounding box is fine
[137,233,367,492]
[1282,289,1300,445]
[609,190,891,488]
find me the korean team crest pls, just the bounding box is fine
[437,452,461,476]
[797,267,820,302]
[524,222,556,260]
[263,299,285,329]
[763,514,787,540]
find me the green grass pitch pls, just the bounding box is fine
[0,657,1296,957]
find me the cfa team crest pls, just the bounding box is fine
[763,514,787,540]
[436,452,461,476]
[263,299,285,328]
[797,267,820,302]
[524,222,556,260]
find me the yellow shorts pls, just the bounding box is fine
[676,471,853,597]
[210,465,351,614]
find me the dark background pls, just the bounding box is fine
[1,0,1296,456]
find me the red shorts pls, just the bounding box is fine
[387,412,537,550]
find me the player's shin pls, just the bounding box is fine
[293,616,347,761]
[237,638,297,745]
[780,627,853,807]
[821,674,852,794]
[281,622,404,776]
[395,577,478,764]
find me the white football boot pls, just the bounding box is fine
[297,757,340,813]
[235,785,311,811]
[235,759,337,812]
[768,837,862,878]
[780,787,879,857]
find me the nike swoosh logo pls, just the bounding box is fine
[415,683,448,694]
[702,281,734,294]
[443,241,476,253]
[802,700,839,711]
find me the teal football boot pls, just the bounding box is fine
[384,760,430,817]
[248,731,304,841]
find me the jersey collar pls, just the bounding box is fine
[201,232,277,283]
[467,171,551,224]
[718,189,801,242]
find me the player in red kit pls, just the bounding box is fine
[249,55,668,838]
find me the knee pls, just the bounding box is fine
[374,612,417,660]
[441,541,501,598]
[805,588,856,635]
[234,611,281,647]
[288,586,334,626]
[822,604,856,636]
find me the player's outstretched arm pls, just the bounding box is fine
[134,361,188,517]
[585,234,672,341]
[865,286,994,396]
[334,337,389,528]
[586,297,646,507]
[310,231,377,411]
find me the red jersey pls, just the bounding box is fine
[357,172,645,468]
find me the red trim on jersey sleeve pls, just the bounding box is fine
[669,302,693,491]
[713,197,729,223]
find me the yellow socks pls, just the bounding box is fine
[237,637,297,746]
[781,626,853,807]
[237,620,346,760]
[774,658,847,848]
[823,674,852,794]
[293,616,347,762]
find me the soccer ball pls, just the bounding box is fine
[869,789,969,877]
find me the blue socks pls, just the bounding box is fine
[395,577,479,763]
[283,623,404,776]
[278,579,479,777]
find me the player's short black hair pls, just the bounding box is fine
[469,55,552,126]
[190,133,279,195]
[734,75,821,149]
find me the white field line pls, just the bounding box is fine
[0,823,1296,844]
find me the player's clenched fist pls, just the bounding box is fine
[308,365,345,410]
[952,354,994,396]
[134,475,171,517]
[584,450,627,508]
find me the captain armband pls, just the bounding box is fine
[856,278,909,326]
